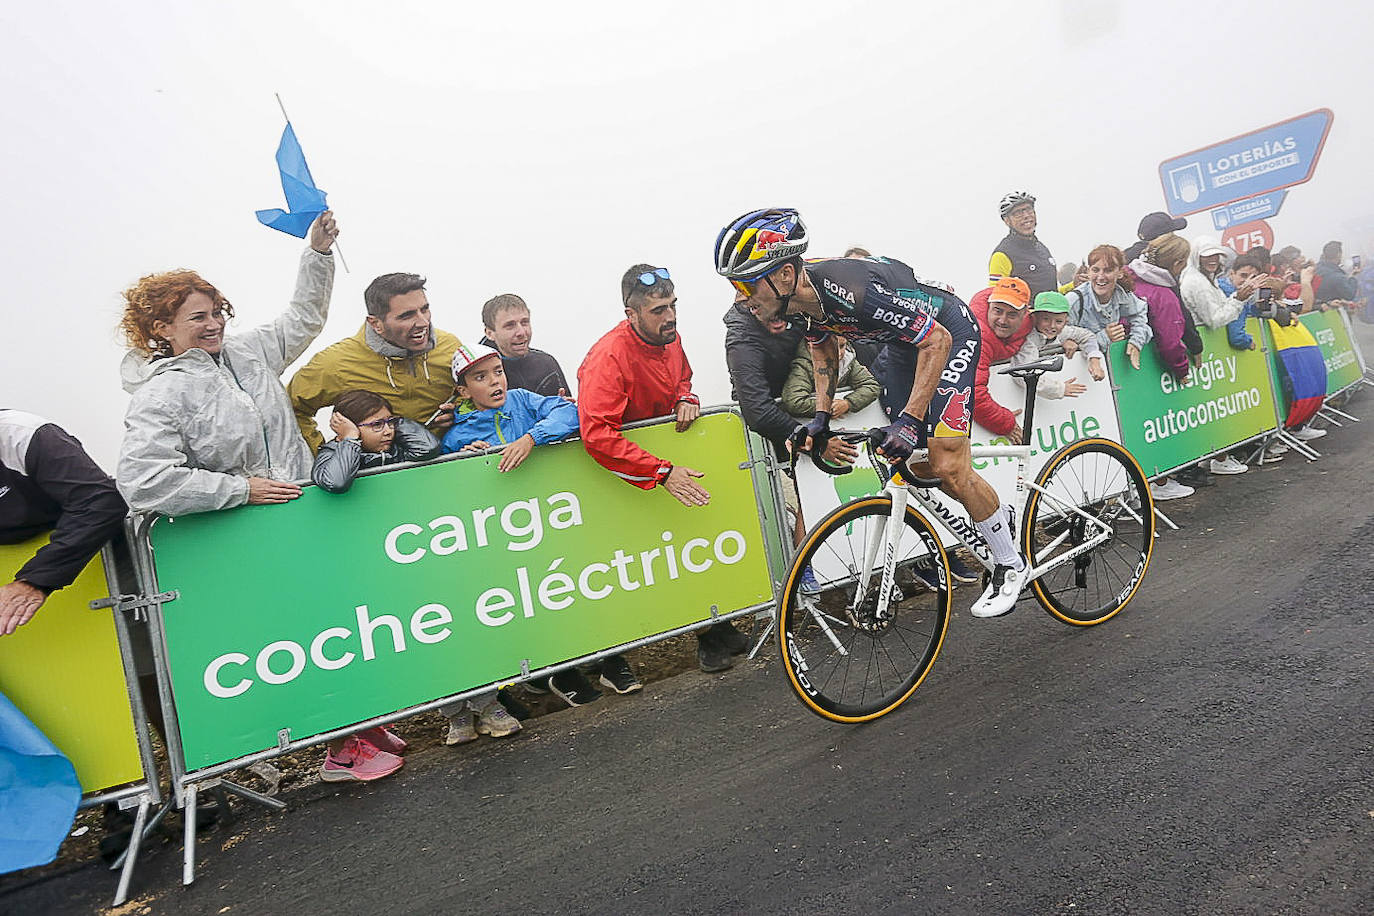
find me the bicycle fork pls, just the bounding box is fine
[852,487,908,627]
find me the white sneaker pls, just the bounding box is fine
[1266,440,1290,455]
[970,557,1030,618]
[476,702,522,738]
[444,715,479,746]
[1293,426,1327,441]
[1208,456,1248,475]
[1149,478,1195,501]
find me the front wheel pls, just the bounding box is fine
[778,496,952,723]
[1021,438,1154,626]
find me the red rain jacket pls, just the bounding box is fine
[970,287,1032,436]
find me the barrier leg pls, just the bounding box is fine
[1152,505,1180,532]
[219,779,287,811]
[111,796,150,906]
[1276,429,1320,460]
[182,787,197,886]
[110,796,175,871]
[746,607,776,660]
[1321,404,1359,423]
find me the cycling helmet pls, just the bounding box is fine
[998,191,1036,218]
[714,208,809,280]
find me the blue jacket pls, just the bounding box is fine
[1217,276,1258,349]
[441,388,579,454]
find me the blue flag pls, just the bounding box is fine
[255,123,328,238]
[0,692,80,874]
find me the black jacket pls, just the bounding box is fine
[0,410,127,592]
[479,337,570,397]
[722,303,804,452]
[310,419,441,494]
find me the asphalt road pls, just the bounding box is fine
[8,382,1374,916]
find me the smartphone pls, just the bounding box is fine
[1353,255,1362,271]
[1257,287,1274,303]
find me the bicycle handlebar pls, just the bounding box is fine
[788,426,885,477]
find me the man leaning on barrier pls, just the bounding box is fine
[0,410,127,636]
[289,272,465,452]
[578,264,751,677]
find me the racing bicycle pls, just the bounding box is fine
[779,355,1155,723]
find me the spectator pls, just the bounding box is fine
[1127,235,1192,384]
[1008,291,1104,399]
[1127,234,1197,502]
[988,191,1059,296]
[1057,261,1079,288]
[781,336,881,417]
[434,344,579,730]
[1314,240,1360,307]
[578,264,749,674]
[843,246,871,258]
[970,277,1033,443]
[1066,244,1152,368]
[117,214,405,782]
[1219,251,1271,351]
[1180,235,1245,329]
[1123,211,1187,264]
[310,390,440,494]
[0,411,127,637]
[478,293,571,397]
[288,273,465,453]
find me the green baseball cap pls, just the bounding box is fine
[1033,291,1070,314]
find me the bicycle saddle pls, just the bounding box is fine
[998,355,1063,377]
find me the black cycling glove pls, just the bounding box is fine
[879,412,927,464]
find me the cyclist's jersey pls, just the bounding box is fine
[798,256,980,438]
[799,256,979,346]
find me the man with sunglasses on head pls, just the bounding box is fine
[576,264,751,676]
[715,208,1028,619]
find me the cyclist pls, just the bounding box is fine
[714,207,1028,618]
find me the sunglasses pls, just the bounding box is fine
[636,267,671,287]
[358,416,402,430]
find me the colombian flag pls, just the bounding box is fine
[1268,320,1327,429]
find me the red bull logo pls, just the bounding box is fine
[935,386,971,435]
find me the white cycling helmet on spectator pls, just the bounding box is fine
[998,191,1037,219]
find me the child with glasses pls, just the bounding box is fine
[308,389,441,780]
[311,389,442,494]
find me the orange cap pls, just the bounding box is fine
[988,276,1031,309]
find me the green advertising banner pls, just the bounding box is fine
[150,412,773,770]
[1299,310,1363,395]
[0,540,145,793]
[1110,321,1278,476]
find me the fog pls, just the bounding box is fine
[3,0,1371,468]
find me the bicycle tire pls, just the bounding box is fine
[1021,438,1155,626]
[778,496,952,723]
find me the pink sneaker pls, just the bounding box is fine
[320,736,404,783]
[357,726,407,754]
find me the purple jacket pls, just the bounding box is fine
[1128,260,1189,381]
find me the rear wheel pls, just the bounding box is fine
[1021,438,1154,626]
[778,496,952,723]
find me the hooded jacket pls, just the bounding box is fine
[440,388,579,454]
[288,324,463,453]
[1127,259,1190,381]
[311,418,441,494]
[970,286,1033,435]
[1179,235,1244,329]
[117,248,334,516]
[577,320,698,490]
[1065,283,1153,352]
[722,302,804,451]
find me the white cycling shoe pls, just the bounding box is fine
[970,557,1031,618]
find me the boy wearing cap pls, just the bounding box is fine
[437,343,581,730]
[441,344,580,468]
[970,277,1034,444]
[1008,292,1104,400]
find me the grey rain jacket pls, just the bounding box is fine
[117,248,335,516]
[310,419,440,494]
